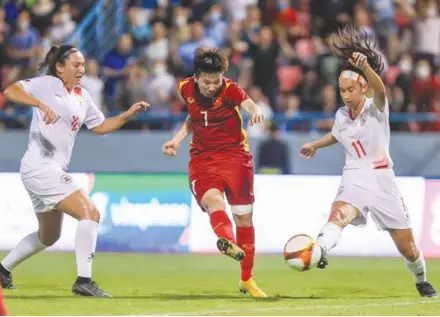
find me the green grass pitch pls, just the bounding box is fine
[2,252,440,315]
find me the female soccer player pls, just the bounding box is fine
[0,45,149,297]
[162,47,266,297]
[300,26,437,297]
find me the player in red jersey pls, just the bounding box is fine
[0,287,7,316]
[163,47,266,297]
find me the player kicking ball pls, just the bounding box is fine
[163,47,266,297]
[300,25,437,298]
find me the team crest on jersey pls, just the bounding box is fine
[213,97,222,107]
[187,97,195,104]
[60,174,72,184]
[363,206,369,213]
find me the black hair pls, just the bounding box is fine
[38,45,78,76]
[194,47,228,76]
[332,25,384,81]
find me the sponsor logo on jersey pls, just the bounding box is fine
[60,174,72,184]
[187,97,195,104]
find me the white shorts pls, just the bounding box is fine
[334,169,411,231]
[21,167,80,213]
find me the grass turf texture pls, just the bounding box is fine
[2,252,440,315]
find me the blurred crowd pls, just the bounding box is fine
[1,0,440,133]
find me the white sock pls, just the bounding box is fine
[75,220,98,278]
[405,252,427,284]
[316,223,342,254]
[1,232,48,271]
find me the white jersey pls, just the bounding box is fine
[331,97,393,170]
[19,75,105,173]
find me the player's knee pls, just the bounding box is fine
[201,193,225,213]
[79,205,100,223]
[400,243,420,262]
[231,205,253,227]
[38,230,61,246]
[329,208,349,228]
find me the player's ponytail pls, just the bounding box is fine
[38,45,78,76]
[333,25,384,79]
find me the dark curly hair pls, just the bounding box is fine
[194,47,228,76]
[332,25,384,81]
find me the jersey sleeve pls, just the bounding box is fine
[331,112,341,141]
[370,96,390,120]
[84,91,105,129]
[18,76,52,97]
[226,82,249,106]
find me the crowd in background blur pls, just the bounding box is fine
[1,0,440,133]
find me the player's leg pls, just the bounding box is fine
[0,211,62,289]
[55,189,110,297]
[316,201,362,268]
[389,228,437,297]
[225,161,266,297]
[0,286,7,316]
[198,187,245,262]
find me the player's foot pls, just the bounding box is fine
[216,238,245,262]
[239,278,267,298]
[0,265,15,289]
[72,278,111,297]
[316,246,328,269]
[416,281,438,297]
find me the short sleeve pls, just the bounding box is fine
[370,96,389,120]
[226,82,249,106]
[331,113,340,141]
[18,76,52,97]
[84,92,105,129]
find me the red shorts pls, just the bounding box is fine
[189,151,255,208]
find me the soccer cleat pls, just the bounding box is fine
[216,238,245,262]
[416,281,438,297]
[0,269,15,289]
[316,246,328,269]
[72,279,111,297]
[239,278,267,298]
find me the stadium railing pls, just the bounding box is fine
[65,0,125,61]
[1,111,439,132]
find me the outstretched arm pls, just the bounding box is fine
[241,99,264,125]
[172,115,192,144]
[300,133,338,159]
[349,52,386,112]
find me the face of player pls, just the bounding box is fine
[338,77,367,110]
[195,72,224,98]
[56,51,85,87]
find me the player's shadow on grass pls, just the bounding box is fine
[4,294,405,300]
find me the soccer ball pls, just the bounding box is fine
[283,234,322,271]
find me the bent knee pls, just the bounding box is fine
[38,231,61,246]
[399,244,420,262]
[201,191,225,213]
[82,206,100,223]
[329,203,359,228]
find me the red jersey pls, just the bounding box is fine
[179,77,250,156]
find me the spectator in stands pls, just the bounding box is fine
[141,21,168,67]
[248,26,280,111]
[256,122,290,174]
[81,58,104,112]
[247,86,273,137]
[316,84,337,131]
[178,21,217,76]
[144,59,175,113]
[29,0,56,35]
[48,4,75,45]
[126,7,151,47]
[411,59,440,111]
[103,33,135,109]
[205,4,228,47]
[5,10,40,86]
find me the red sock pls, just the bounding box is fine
[237,225,255,281]
[209,210,235,243]
[0,287,7,316]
